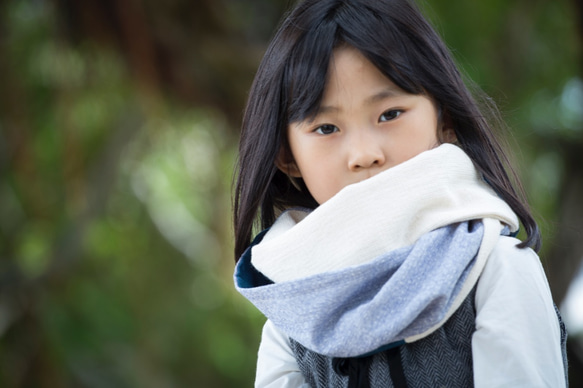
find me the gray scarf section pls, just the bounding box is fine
[235,220,484,358]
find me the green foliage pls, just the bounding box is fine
[0,1,263,386]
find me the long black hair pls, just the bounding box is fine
[233,0,540,260]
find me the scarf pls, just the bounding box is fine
[234,144,519,358]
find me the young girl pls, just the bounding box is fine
[233,0,568,386]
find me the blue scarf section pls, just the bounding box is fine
[235,220,484,358]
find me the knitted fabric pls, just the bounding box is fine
[235,145,519,357]
[237,221,485,357]
[250,144,518,282]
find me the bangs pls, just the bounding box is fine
[283,0,426,124]
[284,17,337,124]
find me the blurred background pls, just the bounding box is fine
[0,0,581,386]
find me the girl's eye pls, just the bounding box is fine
[379,109,403,122]
[314,124,339,135]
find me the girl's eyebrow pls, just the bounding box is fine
[365,87,407,105]
[317,86,406,116]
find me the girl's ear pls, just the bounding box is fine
[438,108,458,144]
[275,148,302,178]
[441,127,458,144]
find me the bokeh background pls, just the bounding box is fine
[0,0,582,386]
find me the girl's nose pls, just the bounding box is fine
[347,131,386,171]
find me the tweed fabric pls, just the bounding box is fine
[555,305,569,387]
[289,287,477,388]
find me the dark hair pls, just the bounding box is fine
[233,0,540,260]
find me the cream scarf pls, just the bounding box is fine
[252,144,518,283]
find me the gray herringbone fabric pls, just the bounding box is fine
[290,287,477,388]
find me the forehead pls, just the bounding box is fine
[323,47,406,98]
[309,47,407,116]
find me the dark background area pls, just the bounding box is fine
[0,0,582,386]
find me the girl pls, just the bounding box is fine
[233,0,568,386]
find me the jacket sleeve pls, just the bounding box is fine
[255,319,311,388]
[472,236,567,388]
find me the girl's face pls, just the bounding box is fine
[279,46,448,205]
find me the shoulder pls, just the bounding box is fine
[478,235,553,300]
[489,234,540,265]
[476,234,555,318]
[472,235,566,387]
